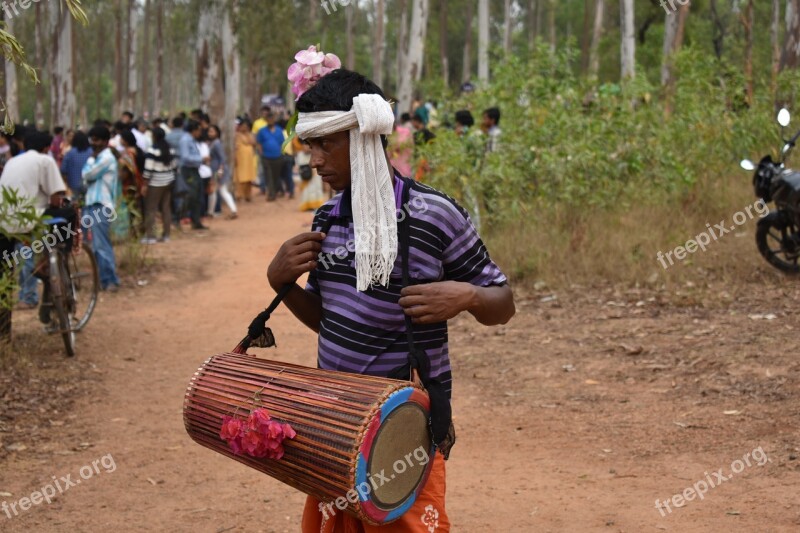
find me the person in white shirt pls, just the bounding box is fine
[0,130,68,317]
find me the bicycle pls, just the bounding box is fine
[40,204,100,357]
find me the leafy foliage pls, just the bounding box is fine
[0,188,47,312]
[420,43,787,282]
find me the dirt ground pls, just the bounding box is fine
[1,195,799,533]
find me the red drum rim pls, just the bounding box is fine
[353,386,435,524]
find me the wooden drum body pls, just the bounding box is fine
[184,353,435,525]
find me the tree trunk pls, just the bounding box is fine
[114,0,124,117]
[141,0,151,117]
[50,3,76,128]
[588,0,604,77]
[547,0,556,52]
[396,0,408,99]
[503,0,512,54]
[127,0,138,112]
[478,0,489,81]
[154,0,164,117]
[463,0,474,82]
[196,2,225,120]
[310,0,318,24]
[742,0,754,106]
[34,1,46,127]
[439,0,449,85]
[663,3,690,115]
[528,0,537,49]
[346,0,357,70]
[709,0,726,59]
[373,0,385,87]
[580,0,592,72]
[95,19,103,121]
[222,0,240,167]
[619,0,635,79]
[661,7,679,86]
[4,15,18,123]
[397,0,429,116]
[782,0,800,70]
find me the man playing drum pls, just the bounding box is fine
[267,69,515,533]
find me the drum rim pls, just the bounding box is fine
[352,385,436,525]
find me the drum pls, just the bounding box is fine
[183,353,435,525]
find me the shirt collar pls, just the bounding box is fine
[329,171,405,219]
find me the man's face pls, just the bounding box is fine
[261,109,270,120]
[266,113,276,127]
[305,131,351,191]
[190,128,202,140]
[90,136,107,153]
[481,113,493,131]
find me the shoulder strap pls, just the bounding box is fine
[399,178,417,354]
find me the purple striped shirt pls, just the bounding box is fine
[306,176,507,398]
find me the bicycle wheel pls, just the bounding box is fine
[67,246,99,331]
[50,253,76,357]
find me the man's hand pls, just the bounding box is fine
[399,281,477,325]
[267,232,326,291]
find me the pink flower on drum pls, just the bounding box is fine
[421,504,439,532]
[247,407,272,431]
[219,408,296,460]
[282,423,297,439]
[220,416,244,441]
[288,45,341,100]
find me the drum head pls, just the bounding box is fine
[367,403,432,509]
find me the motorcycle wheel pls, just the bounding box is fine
[756,212,800,274]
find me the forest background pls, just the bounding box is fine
[4,0,800,285]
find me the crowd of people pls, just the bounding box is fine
[0,97,501,334]
[387,101,502,181]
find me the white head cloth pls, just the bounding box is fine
[295,94,397,291]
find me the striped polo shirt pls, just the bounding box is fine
[306,175,507,399]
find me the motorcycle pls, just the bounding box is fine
[741,108,800,273]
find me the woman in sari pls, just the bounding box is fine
[119,130,146,237]
[293,136,326,212]
[234,118,258,202]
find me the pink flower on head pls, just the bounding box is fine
[288,46,341,100]
[322,53,341,70]
[295,45,325,66]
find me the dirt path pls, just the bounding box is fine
[1,197,799,532]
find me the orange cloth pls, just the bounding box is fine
[301,452,450,533]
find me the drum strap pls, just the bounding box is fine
[388,178,456,460]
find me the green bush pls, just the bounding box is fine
[420,44,788,284]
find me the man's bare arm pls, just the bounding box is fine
[399,281,515,326]
[267,232,326,333]
[278,283,323,333]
